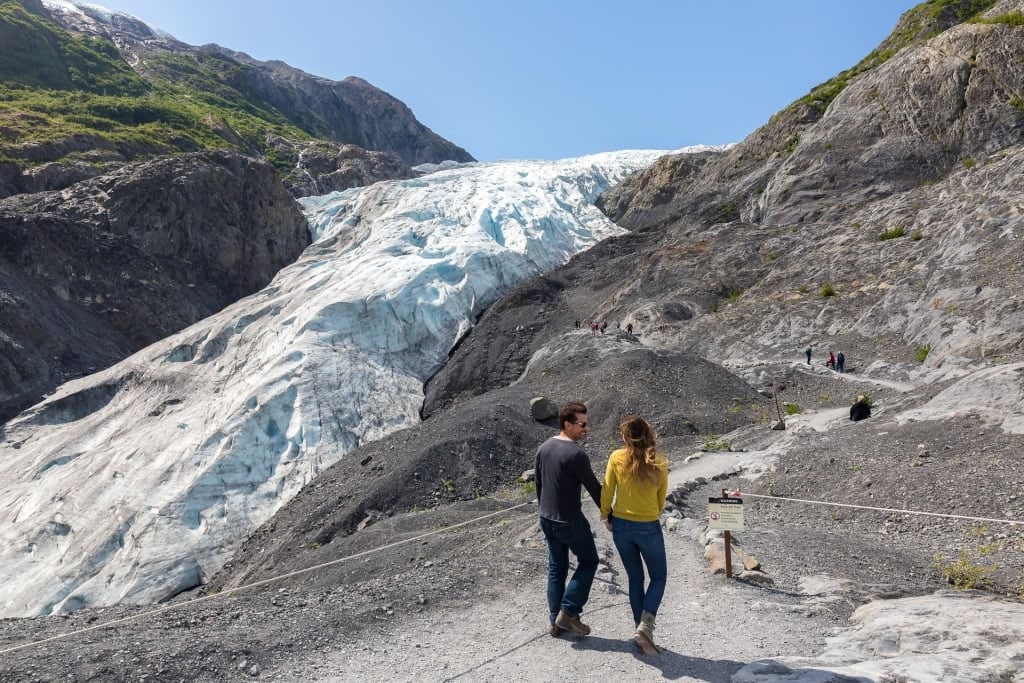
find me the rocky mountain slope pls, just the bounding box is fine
[0,150,309,422]
[0,0,473,199]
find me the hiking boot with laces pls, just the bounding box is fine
[548,622,567,637]
[633,610,660,655]
[554,609,591,636]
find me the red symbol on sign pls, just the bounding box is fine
[710,512,720,520]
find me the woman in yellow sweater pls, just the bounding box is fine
[601,415,669,655]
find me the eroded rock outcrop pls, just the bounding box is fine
[0,150,309,421]
[270,137,416,197]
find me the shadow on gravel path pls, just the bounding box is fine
[572,635,744,682]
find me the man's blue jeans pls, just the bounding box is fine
[539,516,599,623]
[610,516,667,625]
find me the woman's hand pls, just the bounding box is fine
[603,518,612,532]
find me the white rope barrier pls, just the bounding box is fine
[733,491,1024,527]
[0,501,533,656]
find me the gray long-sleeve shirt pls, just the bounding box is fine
[534,436,602,523]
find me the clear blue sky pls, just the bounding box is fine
[105,0,915,162]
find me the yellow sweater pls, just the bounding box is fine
[600,448,668,522]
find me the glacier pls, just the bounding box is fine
[0,150,678,617]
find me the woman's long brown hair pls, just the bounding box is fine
[620,415,659,482]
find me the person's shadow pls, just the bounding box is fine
[570,636,744,682]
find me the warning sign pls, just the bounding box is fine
[708,496,744,531]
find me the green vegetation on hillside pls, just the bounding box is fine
[0,1,147,94]
[970,10,1024,25]
[0,0,313,166]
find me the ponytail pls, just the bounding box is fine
[619,415,659,482]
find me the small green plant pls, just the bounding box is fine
[311,542,321,550]
[727,288,743,301]
[1010,95,1024,112]
[911,229,924,241]
[934,551,996,590]
[442,478,456,494]
[797,284,808,294]
[819,282,836,297]
[878,226,906,241]
[858,392,874,408]
[520,480,536,495]
[917,345,932,363]
[784,403,803,416]
[848,463,862,473]
[963,157,976,169]
[702,435,731,452]
[783,134,800,156]
[765,474,776,497]
[977,541,1002,555]
[820,392,832,402]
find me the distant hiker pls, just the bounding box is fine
[535,402,602,638]
[575,318,581,330]
[836,352,845,373]
[850,394,871,422]
[590,321,598,335]
[615,321,620,330]
[804,345,812,365]
[601,415,668,656]
[626,323,634,335]
[600,321,607,335]
[827,352,836,370]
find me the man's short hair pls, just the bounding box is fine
[559,402,587,429]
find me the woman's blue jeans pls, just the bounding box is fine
[610,516,667,625]
[539,516,599,623]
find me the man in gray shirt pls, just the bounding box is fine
[535,401,602,637]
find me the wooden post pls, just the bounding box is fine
[724,530,733,579]
[722,487,733,578]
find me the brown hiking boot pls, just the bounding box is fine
[634,610,661,655]
[548,622,567,637]
[554,610,591,636]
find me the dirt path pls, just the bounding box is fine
[282,453,843,683]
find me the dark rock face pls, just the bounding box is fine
[0,150,310,422]
[270,137,416,197]
[210,55,474,167]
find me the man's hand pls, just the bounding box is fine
[603,519,612,532]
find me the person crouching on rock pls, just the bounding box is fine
[535,401,602,638]
[600,415,669,655]
[850,394,872,421]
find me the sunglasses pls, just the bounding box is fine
[574,421,589,428]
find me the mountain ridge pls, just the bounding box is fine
[0,0,473,199]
